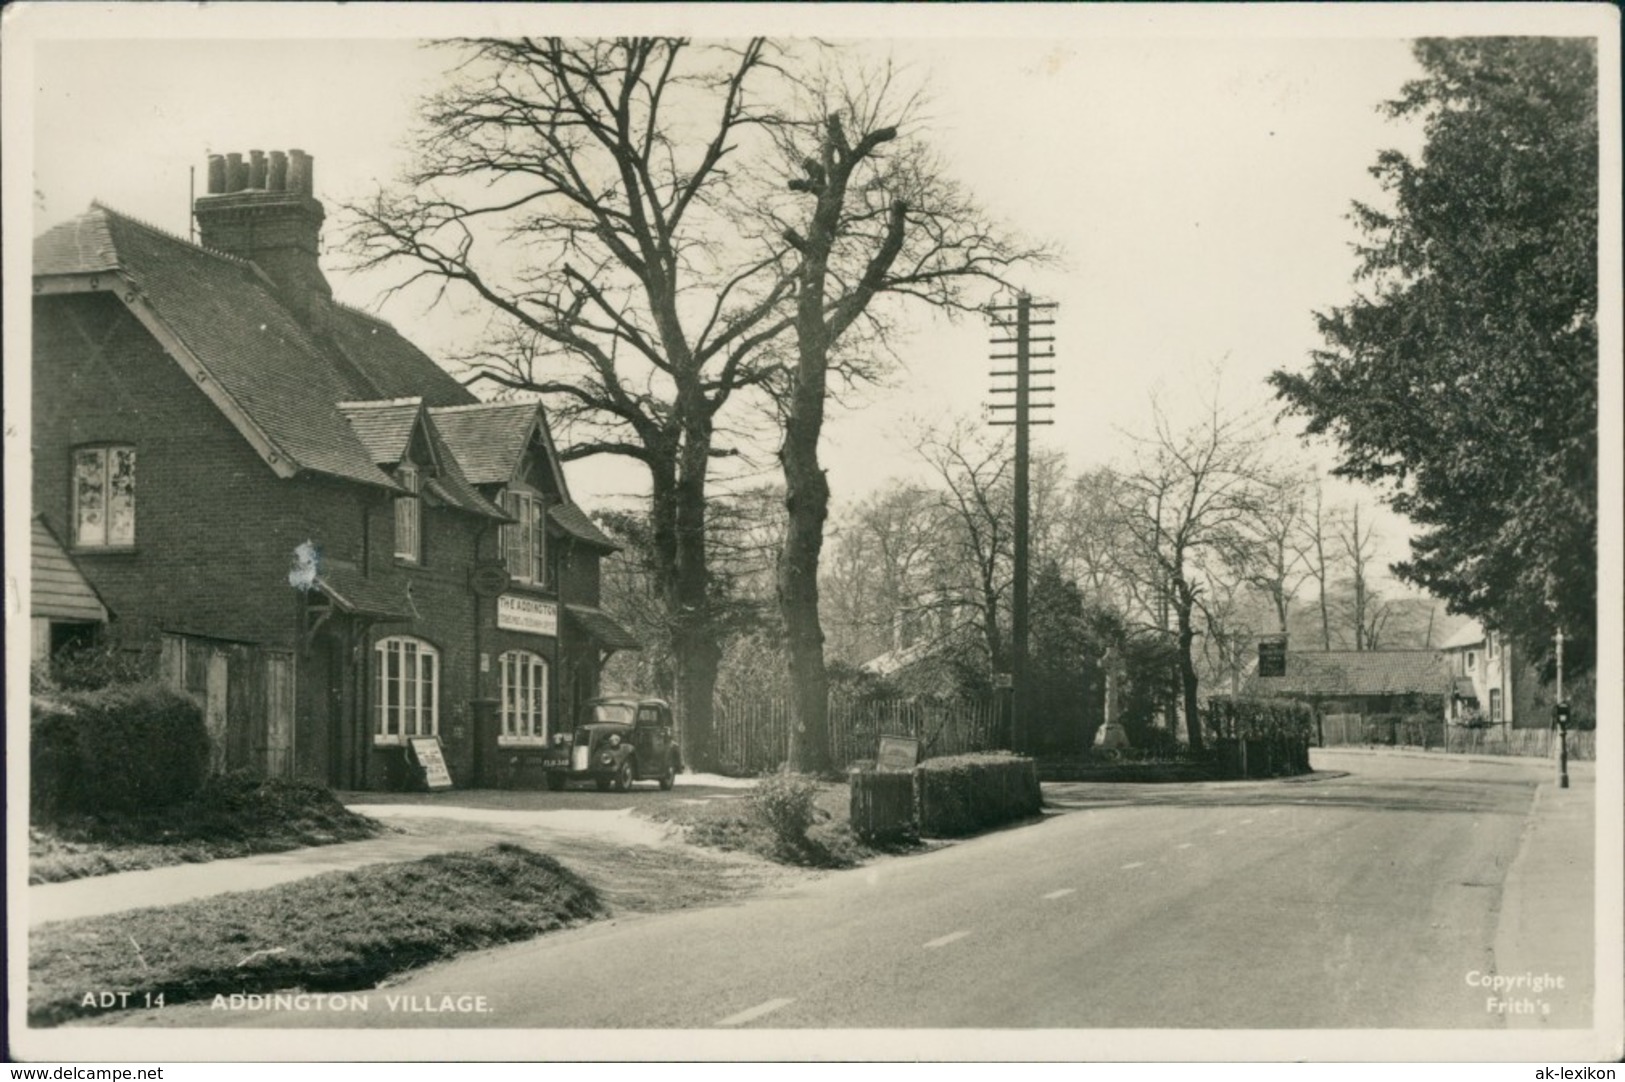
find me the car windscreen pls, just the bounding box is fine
[592,703,636,724]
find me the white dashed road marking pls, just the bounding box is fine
[1240,818,1255,825]
[717,998,795,1027]
[1214,829,1229,835]
[1120,862,1146,870]
[924,931,970,949]
[1043,889,1076,900]
[1176,843,1194,850]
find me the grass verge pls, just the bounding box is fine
[29,843,603,1028]
[638,781,919,868]
[30,772,385,884]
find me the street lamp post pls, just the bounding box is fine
[1554,627,1569,790]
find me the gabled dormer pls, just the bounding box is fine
[430,401,618,592]
[339,397,504,566]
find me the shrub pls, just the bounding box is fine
[914,752,1041,837]
[1364,713,1402,745]
[31,683,210,819]
[749,770,821,853]
[1204,696,1316,742]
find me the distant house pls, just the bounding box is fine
[1437,621,1542,729]
[31,146,637,791]
[1242,649,1451,717]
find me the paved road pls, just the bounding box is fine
[122,750,1594,1030]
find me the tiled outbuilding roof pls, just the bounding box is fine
[31,517,110,622]
[1246,650,1452,698]
[549,502,618,550]
[564,604,641,651]
[315,568,417,622]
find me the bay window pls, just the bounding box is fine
[375,636,438,743]
[498,650,549,744]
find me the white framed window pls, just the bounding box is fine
[498,650,549,744]
[501,489,547,584]
[73,446,136,548]
[1488,632,1500,659]
[375,636,438,744]
[1488,688,1502,724]
[1465,650,1476,673]
[395,464,421,564]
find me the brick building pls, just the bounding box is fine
[31,147,638,791]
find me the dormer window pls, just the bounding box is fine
[73,446,136,548]
[395,463,421,564]
[501,489,547,585]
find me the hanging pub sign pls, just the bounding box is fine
[470,561,511,598]
[1258,637,1288,678]
[497,594,558,636]
[408,735,454,790]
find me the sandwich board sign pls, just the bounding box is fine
[409,735,454,790]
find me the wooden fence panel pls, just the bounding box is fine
[712,691,1005,774]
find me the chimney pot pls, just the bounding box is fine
[288,149,313,197]
[248,149,267,189]
[226,152,248,193]
[206,154,226,194]
[268,150,288,191]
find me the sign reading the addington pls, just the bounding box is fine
[877,735,921,773]
[497,595,558,636]
[409,735,454,790]
[1258,636,1288,678]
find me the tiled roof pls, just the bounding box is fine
[36,206,397,490]
[1246,650,1452,698]
[427,401,540,485]
[549,502,618,550]
[324,304,475,408]
[34,211,119,276]
[316,568,416,621]
[339,398,422,465]
[564,604,641,651]
[422,420,507,520]
[31,517,109,622]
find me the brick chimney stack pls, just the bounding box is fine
[193,147,331,310]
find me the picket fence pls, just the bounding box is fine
[1319,713,1596,761]
[712,691,1004,774]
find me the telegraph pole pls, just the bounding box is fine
[988,293,1055,754]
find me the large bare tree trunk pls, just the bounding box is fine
[1175,589,1205,753]
[781,382,832,774]
[667,416,724,771]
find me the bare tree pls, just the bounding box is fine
[917,419,1016,680]
[343,39,803,768]
[1293,479,1340,650]
[1237,472,1311,634]
[1113,397,1268,751]
[821,483,942,664]
[1337,502,1382,651]
[1057,467,1131,606]
[764,64,1045,772]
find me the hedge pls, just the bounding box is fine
[31,683,211,819]
[914,752,1041,837]
[1204,697,1315,778]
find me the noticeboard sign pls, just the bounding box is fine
[1258,638,1287,678]
[408,735,454,790]
[877,735,921,773]
[497,594,558,636]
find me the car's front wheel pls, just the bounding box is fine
[614,760,635,793]
[658,758,675,791]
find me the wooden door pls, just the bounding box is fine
[205,651,229,774]
[264,652,295,778]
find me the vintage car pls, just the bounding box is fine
[543,696,681,792]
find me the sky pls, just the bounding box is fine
[14,3,1609,594]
